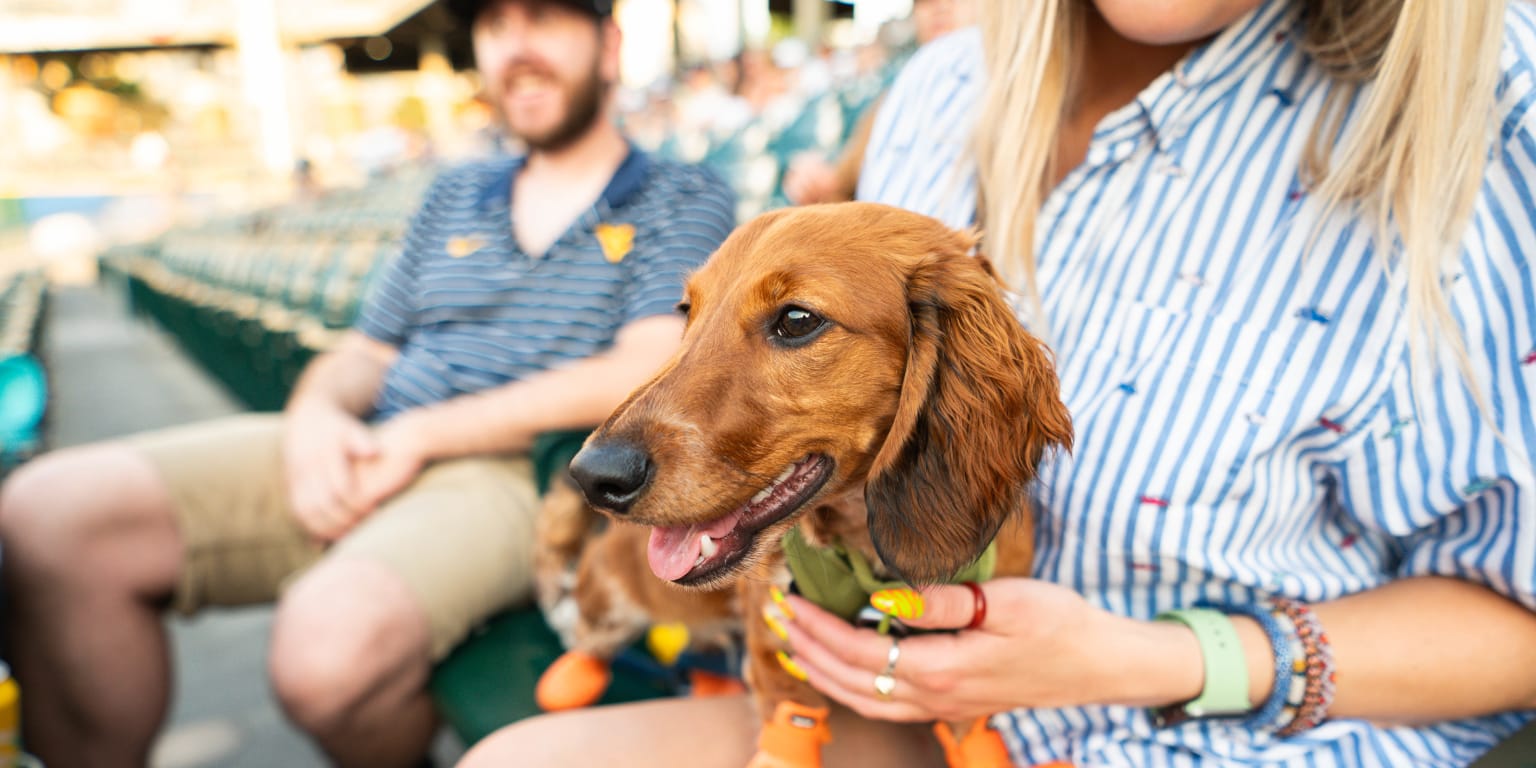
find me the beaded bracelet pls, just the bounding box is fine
[1205,602,1293,729]
[1270,597,1337,736]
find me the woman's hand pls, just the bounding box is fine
[777,578,1203,723]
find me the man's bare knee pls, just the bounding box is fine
[1,453,81,557]
[0,446,180,592]
[268,558,432,734]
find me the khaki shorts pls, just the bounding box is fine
[130,413,538,660]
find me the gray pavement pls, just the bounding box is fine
[37,282,461,767]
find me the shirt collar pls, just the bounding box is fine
[1086,0,1301,161]
[478,141,652,214]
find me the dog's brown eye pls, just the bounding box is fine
[773,306,825,342]
[675,301,691,319]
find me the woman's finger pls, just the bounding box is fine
[874,584,992,632]
[791,645,934,723]
[782,619,904,697]
[782,595,896,672]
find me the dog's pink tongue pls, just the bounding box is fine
[647,514,740,582]
[647,525,703,581]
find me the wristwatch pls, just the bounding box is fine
[1152,607,1251,726]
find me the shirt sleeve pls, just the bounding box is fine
[621,167,736,325]
[1336,108,1536,610]
[352,174,447,346]
[856,27,984,231]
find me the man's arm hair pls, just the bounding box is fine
[378,314,683,458]
[286,330,398,417]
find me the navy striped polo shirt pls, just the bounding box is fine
[355,147,736,420]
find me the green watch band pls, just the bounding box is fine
[1156,607,1250,719]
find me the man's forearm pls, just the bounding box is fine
[386,316,683,460]
[390,348,657,459]
[286,332,396,418]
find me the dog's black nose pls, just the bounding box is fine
[569,440,653,514]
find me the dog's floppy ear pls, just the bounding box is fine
[865,250,1072,584]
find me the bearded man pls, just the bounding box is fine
[0,1,736,765]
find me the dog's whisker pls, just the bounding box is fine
[720,457,780,488]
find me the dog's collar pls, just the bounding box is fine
[782,527,997,626]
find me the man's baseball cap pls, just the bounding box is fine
[445,0,613,29]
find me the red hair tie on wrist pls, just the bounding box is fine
[961,581,987,630]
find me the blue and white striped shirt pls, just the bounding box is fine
[861,3,1536,765]
[355,148,735,420]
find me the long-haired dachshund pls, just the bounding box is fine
[568,202,1072,768]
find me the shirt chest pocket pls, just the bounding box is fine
[1061,299,1392,506]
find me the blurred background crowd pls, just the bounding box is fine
[1,0,961,281]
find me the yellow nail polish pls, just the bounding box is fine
[770,586,796,619]
[870,588,925,620]
[762,606,789,641]
[776,651,808,682]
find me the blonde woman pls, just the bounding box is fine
[463,0,1536,765]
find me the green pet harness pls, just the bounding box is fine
[781,527,997,629]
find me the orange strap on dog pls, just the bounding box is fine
[933,720,1015,768]
[534,650,611,711]
[750,701,832,768]
[687,668,747,698]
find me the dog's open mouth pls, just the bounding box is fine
[647,454,833,585]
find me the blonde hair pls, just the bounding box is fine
[976,0,1506,362]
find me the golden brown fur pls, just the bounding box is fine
[572,202,1072,758]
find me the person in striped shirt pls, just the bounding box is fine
[0,1,734,766]
[478,0,1536,766]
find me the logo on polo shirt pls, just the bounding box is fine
[446,236,486,258]
[595,223,635,263]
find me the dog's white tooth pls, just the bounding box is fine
[700,534,718,558]
[694,554,705,567]
[750,487,772,504]
[775,466,795,484]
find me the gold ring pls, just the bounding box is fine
[873,637,901,700]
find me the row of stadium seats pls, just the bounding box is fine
[99,165,436,411]
[0,271,46,357]
[0,271,49,468]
